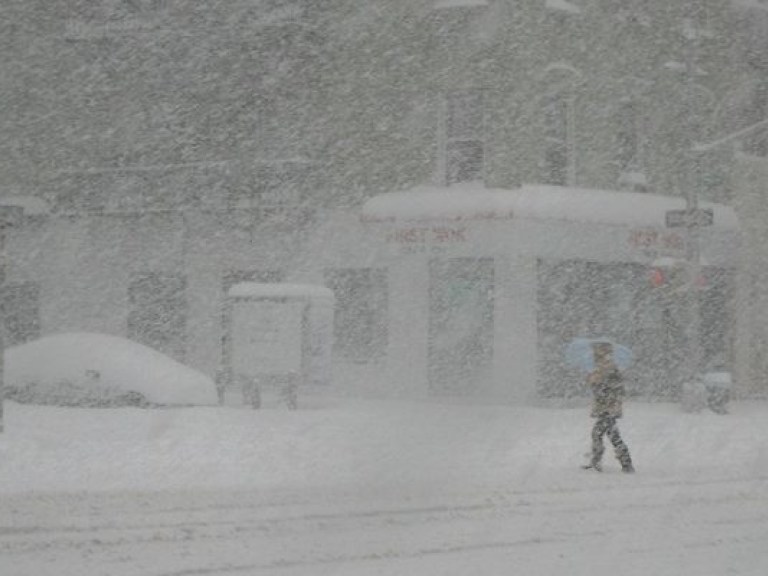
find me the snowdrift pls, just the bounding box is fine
[0,399,767,495]
[4,332,217,406]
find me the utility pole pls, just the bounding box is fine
[657,9,711,397]
[682,6,705,392]
[0,205,24,433]
[683,154,703,389]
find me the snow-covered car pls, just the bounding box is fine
[4,332,217,407]
[681,371,732,414]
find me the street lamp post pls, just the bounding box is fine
[676,9,730,395]
[0,204,24,433]
[681,12,705,393]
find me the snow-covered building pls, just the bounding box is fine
[319,0,739,202]
[3,182,740,401]
[0,1,758,400]
[357,184,739,400]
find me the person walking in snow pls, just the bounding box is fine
[583,342,634,473]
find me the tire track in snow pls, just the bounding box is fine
[1,475,767,575]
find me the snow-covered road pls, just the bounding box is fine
[1,399,768,575]
[2,474,767,575]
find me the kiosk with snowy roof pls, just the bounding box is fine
[223,283,335,407]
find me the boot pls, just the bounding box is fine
[619,453,635,473]
[616,445,633,473]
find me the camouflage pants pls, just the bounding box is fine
[590,416,633,470]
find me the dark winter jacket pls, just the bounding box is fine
[588,366,624,418]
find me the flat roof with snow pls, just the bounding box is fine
[433,0,488,9]
[228,282,335,301]
[360,184,739,230]
[546,0,582,14]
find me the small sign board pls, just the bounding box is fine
[231,300,305,375]
[665,208,714,228]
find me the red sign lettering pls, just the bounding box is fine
[386,226,468,244]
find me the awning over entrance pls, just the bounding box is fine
[360,183,739,230]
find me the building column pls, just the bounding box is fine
[386,256,430,397]
[493,256,539,403]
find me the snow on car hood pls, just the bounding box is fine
[5,332,217,406]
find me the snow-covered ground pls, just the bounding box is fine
[1,396,767,575]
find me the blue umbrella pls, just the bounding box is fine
[564,337,633,373]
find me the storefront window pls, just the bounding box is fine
[127,273,187,362]
[536,259,734,399]
[324,268,388,362]
[0,282,41,346]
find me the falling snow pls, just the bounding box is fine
[1,1,768,574]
